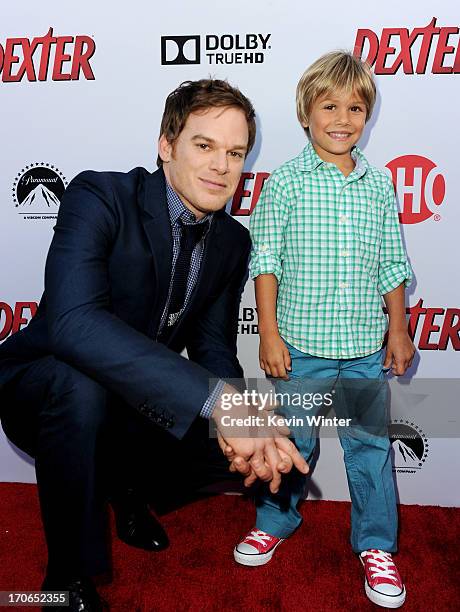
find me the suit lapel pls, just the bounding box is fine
[139,167,227,339]
[138,168,173,334]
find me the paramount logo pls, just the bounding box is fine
[13,163,67,219]
[389,420,429,472]
[20,184,60,208]
[392,439,420,466]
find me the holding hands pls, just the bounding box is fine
[212,383,308,494]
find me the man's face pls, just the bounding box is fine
[303,89,367,165]
[159,106,249,219]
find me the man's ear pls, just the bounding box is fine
[158,134,173,163]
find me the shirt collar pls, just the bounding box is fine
[294,140,369,178]
[350,146,369,178]
[165,180,213,226]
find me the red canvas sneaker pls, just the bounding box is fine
[360,549,406,608]
[234,528,284,567]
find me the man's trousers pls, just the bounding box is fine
[1,356,232,577]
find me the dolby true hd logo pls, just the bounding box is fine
[161,36,201,65]
[161,33,271,65]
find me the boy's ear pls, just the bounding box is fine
[158,134,173,163]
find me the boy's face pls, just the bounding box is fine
[302,89,367,166]
[159,106,249,219]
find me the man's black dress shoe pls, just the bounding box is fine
[111,489,169,551]
[41,575,103,611]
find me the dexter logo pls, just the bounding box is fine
[0,302,37,341]
[0,27,95,82]
[383,299,460,351]
[354,17,460,75]
[231,172,270,216]
[161,36,200,65]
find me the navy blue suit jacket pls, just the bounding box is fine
[0,167,251,438]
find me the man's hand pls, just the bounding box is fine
[259,331,291,379]
[384,330,415,376]
[218,432,299,490]
[212,384,308,493]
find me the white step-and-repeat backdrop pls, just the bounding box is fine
[1,1,459,506]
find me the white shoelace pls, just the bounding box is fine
[362,550,399,583]
[245,530,273,547]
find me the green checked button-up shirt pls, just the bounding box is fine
[249,142,413,359]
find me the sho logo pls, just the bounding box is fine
[386,155,446,224]
[389,420,429,473]
[13,163,67,219]
[161,36,200,65]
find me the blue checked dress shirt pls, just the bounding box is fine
[160,181,224,419]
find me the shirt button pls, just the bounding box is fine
[340,249,350,257]
[339,215,348,223]
[339,282,348,289]
[260,244,268,252]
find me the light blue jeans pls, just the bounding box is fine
[256,342,397,553]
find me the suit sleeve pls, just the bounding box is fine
[45,172,216,439]
[185,237,250,390]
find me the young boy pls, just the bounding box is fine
[233,52,415,609]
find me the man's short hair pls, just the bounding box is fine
[296,51,376,128]
[157,78,256,167]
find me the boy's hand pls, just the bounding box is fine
[259,331,291,379]
[213,387,309,494]
[227,445,301,489]
[383,330,415,376]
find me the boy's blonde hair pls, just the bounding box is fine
[296,51,376,127]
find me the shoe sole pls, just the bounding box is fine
[233,539,284,567]
[364,581,406,608]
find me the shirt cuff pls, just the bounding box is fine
[200,379,225,419]
[378,261,413,295]
[249,250,282,283]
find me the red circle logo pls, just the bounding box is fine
[386,155,446,224]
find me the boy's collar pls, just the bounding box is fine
[295,141,369,177]
[350,147,369,177]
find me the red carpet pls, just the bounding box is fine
[1,483,459,611]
